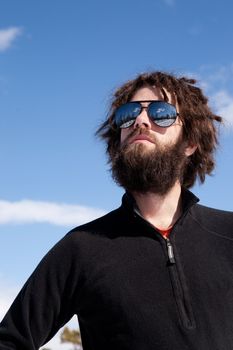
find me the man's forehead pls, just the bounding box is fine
[162,87,177,105]
[130,85,177,105]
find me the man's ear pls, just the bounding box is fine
[185,144,197,157]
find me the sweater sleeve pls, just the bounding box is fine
[0,232,82,350]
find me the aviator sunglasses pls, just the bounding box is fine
[114,100,180,129]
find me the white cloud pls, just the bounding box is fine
[0,27,23,52]
[0,199,105,226]
[211,90,233,128]
[185,64,233,131]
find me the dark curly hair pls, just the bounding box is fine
[96,71,223,188]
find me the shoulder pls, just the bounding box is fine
[32,208,124,277]
[190,203,233,237]
[60,205,127,246]
[192,203,233,221]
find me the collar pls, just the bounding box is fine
[121,187,199,217]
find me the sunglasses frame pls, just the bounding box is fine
[114,100,180,129]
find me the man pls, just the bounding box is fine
[0,71,233,350]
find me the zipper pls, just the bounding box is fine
[132,211,195,329]
[163,235,195,330]
[165,238,176,264]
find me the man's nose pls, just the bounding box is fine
[133,109,152,129]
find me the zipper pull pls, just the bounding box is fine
[166,239,176,264]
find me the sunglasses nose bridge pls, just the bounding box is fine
[134,106,152,129]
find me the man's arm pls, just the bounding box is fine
[0,232,81,350]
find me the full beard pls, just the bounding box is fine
[111,129,188,195]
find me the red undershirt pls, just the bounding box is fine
[156,227,173,238]
[133,205,173,239]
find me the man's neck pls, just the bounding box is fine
[132,182,182,230]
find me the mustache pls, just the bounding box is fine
[121,127,156,147]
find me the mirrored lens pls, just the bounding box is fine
[148,101,177,127]
[115,102,141,128]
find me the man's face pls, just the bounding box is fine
[111,86,195,195]
[120,86,183,149]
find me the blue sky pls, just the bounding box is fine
[0,0,233,348]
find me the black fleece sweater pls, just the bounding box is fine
[0,190,233,350]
